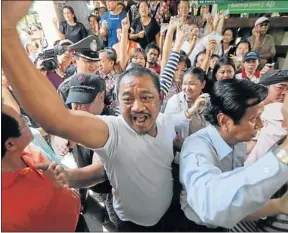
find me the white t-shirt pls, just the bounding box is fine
[94,112,188,226]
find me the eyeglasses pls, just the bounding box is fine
[259,23,269,27]
[19,115,31,131]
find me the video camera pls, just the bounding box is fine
[36,45,66,72]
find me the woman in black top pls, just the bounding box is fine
[130,1,160,49]
[55,6,88,43]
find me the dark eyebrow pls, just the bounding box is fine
[121,91,132,96]
[140,90,153,95]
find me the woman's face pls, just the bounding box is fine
[139,2,149,17]
[215,64,235,80]
[200,5,210,15]
[223,30,233,43]
[63,8,74,22]
[174,61,187,83]
[236,42,250,57]
[131,52,146,67]
[182,73,205,103]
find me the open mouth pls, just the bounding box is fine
[132,115,149,125]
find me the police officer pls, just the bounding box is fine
[57,35,103,108]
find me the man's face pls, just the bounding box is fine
[2,105,34,154]
[210,56,219,70]
[99,52,114,75]
[71,91,105,115]
[174,61,186,83]
[225,102,265,143]
[118,75,161,136]
[107,1,118,11]
[117,28,122,42]
[236,42,249,58]
[75,57,99,74]
[216,65,235,80]
[267,82,288,103]
[256,22,269,35]
[146,48,159,64]
[178,2,189,18]
[195,53,205,68]
[243,59,259,73]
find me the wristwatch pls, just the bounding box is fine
[275,148,288,165]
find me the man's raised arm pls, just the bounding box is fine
[2,1,108,149]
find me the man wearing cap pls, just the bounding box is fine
[235,51,261,83]
[236,51,274,83]
[57,36,102,107]
[59,73,119,226]
[246,70,288,165]
[248,16,276,68]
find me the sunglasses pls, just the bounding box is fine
[259,22,269,27]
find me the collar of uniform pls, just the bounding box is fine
[206,124,233,160]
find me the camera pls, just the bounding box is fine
[36,45,66,71]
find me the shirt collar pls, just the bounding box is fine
[206,125,233,160]
[241,67,261,79]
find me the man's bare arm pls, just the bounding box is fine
[2,21,109,149]
[67,162,107,189]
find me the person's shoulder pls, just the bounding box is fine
[265,34,275,41]
[101,12,109,20]
[120,10,127,17]
[60,21,67,26]
[77,22,86,28]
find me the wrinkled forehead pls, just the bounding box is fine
[118,75,158,94]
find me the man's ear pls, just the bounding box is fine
[217,113,233,132]
[4,139,17,153]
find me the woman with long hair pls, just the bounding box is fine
[53,5,87,43]
[130,1,160,49]
[204,55,236,93]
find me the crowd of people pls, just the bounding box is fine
[2,0,288,232]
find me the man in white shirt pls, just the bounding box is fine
[2,4,202,229]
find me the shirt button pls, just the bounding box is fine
[264,167,270,173]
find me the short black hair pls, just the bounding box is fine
[204,79,268,126]
[88,14,97,22]
[2,112,21,158]
[116,66,160,98]
[183,67,207,83]
[145,43,160,56]
[211,54,220,60]
[179,50,191,69]
[194,50,206,67]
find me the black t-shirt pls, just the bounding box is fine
[59,21,88,43]
[131,17,160,49]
